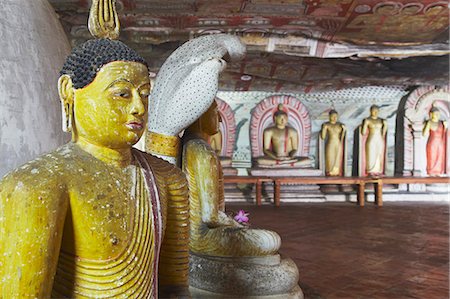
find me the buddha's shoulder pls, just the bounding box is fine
[0,144,97,190]
[183,138,216,159]
[0,144,79,195]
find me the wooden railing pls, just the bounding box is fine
[223,175,449,207]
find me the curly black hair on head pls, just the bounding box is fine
[60,39,148,89]
[329,109,338,116]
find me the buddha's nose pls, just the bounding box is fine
[130,91,145,116]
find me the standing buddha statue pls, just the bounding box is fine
[320,110,347,176]
[255,104,312,167]
[423,107,448,176]
[360,105,387,176]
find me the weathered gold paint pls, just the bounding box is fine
[0,61,190,297]
[183,103,281,257]
[88,0,120,40]
[320,112,346,176]
[361,106,387,175]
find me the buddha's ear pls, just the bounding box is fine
[58,75,75,132]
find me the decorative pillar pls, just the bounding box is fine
[411,123,426,176]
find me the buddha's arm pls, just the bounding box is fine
[443,121,448,131]
[184,140,220,225]
[150,156,190,295]
[422,120,431,136]
[289,129,299,157]
[0,172,68,298]
[340,124,346,141]
[382,119,387,137]
[320,124,328,140]
[361,119,369,135]
[263,129,277,159]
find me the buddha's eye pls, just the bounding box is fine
[113,90,130,98]
[140,91,150,98]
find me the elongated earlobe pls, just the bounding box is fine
[58,75,74,132]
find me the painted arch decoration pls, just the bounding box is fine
[216,97,236,158]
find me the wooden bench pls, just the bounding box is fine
[225,175,449,208]
[224,175,367,207]
[223,175,273,206]
[369,176,450,207]
[272,176,367,207]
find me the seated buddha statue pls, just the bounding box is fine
[423,107,448,176]
[255,104,312,168]
[182,101,281,257]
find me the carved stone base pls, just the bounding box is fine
[189,253,303,299]
[222,167,238,176]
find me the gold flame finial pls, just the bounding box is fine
[88,0,120,40]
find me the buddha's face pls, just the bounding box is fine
[329,113,338,123]
[430,110,440,122]
[370,107,379,118]
[73,61,150,148]
[274,114,288,128]
[200,101,220,136]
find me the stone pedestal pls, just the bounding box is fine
[189,253,303,299]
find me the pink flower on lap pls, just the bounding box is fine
[234,210,249,224]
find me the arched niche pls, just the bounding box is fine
[250,95,311,160]
[216,98,236,158]
[398,86,450,176]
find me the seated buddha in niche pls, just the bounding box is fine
[423,107,448,176]
[183,101,281,257]
[255,104,312,167]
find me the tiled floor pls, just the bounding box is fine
[226,202,449,299]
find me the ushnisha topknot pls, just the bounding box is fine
[60,39,148,89]
[274,103,287,118]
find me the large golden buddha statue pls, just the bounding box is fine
[423,107,448,176]
[360,105,387,176]
[0,1,191,297]
[255,104,311,167]
[183,101,281,256]
[320,110,347,176]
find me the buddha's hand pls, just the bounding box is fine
[148,34,246,136]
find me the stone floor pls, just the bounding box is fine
[226,202,449,299]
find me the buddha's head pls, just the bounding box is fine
[429,107,441,122]
[273,104,288,128]
[58,39,150,148]
[329,110,338,124]
[370,105,379,118]
[187,101,220,137]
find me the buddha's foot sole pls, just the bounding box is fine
[189,253,303,299]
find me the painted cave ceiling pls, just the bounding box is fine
[50,0,449,93]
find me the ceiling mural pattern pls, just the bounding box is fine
[49,0,449,93]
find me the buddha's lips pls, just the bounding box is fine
[126,122,143,130]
